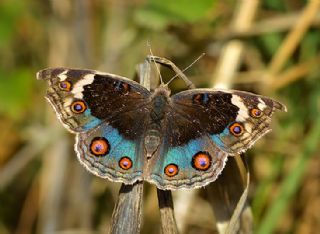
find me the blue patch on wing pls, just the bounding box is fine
[76,122,143,183]
[210,127,230,150]
[100,125,140,168]
[162,138,204,171]
[83,109,102,130]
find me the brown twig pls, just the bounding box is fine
[109,182,144,234]
[157,189,179,234]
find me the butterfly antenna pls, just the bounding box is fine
[166,53,205,88]
[147,42,164,85]
[145,55,197,89]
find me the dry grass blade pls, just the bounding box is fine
[272,53,320,90]
[225,156,252,234]
[207,156,252,234]
[216,11,320,40]
[211,0,260,89]
[268,0,320,76]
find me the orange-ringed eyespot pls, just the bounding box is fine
[192,152,212,171]
[71,100,87,113]
[164,164,179,177]
[119,157,132,170]
[229,122,244,136]
[59,81,72,91]
[250,108,263,118]
[89,137,110,156]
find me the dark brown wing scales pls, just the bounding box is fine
[82,75,147,119]
[81,74,151,140]
[170,89,286,154]
[168,91,239,146]
[37,68,151,136]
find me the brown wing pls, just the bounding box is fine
[37,68,151,136]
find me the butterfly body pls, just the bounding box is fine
[143,86,170,159]
[37,62,286,190]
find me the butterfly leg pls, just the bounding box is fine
[145,55,196,89]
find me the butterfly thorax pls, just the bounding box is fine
[144,86,171,159]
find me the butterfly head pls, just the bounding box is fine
[152,84,172,99]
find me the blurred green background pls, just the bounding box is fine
[0,0,319,233]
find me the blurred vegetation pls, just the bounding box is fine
[0,0,319,233]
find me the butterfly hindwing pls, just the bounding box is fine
[147,134,228,190]
[76,122,144,184]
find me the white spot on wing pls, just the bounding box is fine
[231,95,249,122]
[258,98,267,110]
[58,70,68,81]
[72,74,95,99]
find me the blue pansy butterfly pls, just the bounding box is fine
[37,56,286,190]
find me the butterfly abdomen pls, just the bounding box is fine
[144,88,171,158]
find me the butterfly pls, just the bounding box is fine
[37,56,286,190]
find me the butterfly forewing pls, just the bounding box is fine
[37,68,151,133]
[170,89,286,154]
